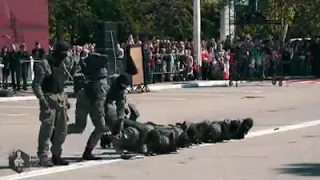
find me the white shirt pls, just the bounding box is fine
[117,48,124,58]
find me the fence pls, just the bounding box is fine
[147,54,198,83]
[0,57,36,85]
[0,52,314,88]
[0,56,125,85]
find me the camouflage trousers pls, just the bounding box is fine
[68,89,113,149]
[37,93,68,158]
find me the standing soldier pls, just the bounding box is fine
[68,53,111,160]
[68,45,138,160]
[68,73,132,159]
[32,41,71,167]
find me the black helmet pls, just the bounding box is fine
[54,41,71,52]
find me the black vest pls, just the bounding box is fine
[41,61,65,94]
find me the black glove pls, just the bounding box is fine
[39,97,52,119]
[66,102,71,109]
[39,97,49,110]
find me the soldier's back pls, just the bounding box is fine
[83,53,109,77]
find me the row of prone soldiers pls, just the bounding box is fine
[99,103,254,156]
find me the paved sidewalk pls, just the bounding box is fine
[0,80,247,102]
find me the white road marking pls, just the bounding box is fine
[0,96,37,102]
[0,113,28,116]
[164,88,263,92]
[0,106,76,111]
[244,91,262,93]
[0,106,38,109]
[2,119,320,180]
[129,97,187,100]
[296,81,313,84]
[143,93,225,97]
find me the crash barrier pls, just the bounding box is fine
[148,52,313,83]
[229,53,312,78]
[0,51,313,89]
[0,57,75,86]
[149,57,194,83]
[0,57,38,85]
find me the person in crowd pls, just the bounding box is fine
[1,46,10,89]
[9,44,20,91]
[116,43,124,59]
[32,41,45,60]
[17,43,30,90]
[201,47,209,80]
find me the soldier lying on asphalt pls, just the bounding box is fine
[181,118,254,144]
[101,106,254,156]
[101,118,181,156]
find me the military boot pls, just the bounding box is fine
[39,156,54,167]
[111,134,137,159]
[100,134,112,149]
[111,134,124,154]
[52,156,69,166]
[82,147,102,160]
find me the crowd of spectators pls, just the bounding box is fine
[129,35,314,83]
[0,35,316,91]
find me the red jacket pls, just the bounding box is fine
[193,64,200,72]
[201,50,209,62]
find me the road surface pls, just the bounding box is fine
[0,82,320,180]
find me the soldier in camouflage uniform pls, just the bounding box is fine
[101,118,176,156]
[32,41,71,167]
[111,118,152,154]
[67,53,112,160]
[105,74,130,134]
[68,74,130,160]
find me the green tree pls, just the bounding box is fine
[287,0,320,37]
[201,0,220,39]
[48,0,222,42]
[49,0,94,43]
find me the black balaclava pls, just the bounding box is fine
[52,41,71,66]
[115,74,131,90]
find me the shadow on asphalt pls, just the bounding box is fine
[276,163,320,176]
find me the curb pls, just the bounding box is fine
[0,80,247,102]
[0,96,37,102]
[145,80,247,91]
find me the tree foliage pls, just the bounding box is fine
[48,0,320,43]
[49,0,221,43]
[241,0,320,39]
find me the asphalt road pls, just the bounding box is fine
[0,82,320,180]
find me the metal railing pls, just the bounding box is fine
[0,53,314,86]
[0,57,38,84]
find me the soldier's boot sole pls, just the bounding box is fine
[52,156,69,166]
[82,154,102,161]
[82,148,102,161]
[39,157,54,167]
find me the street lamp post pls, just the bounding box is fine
[193,0,202,74]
